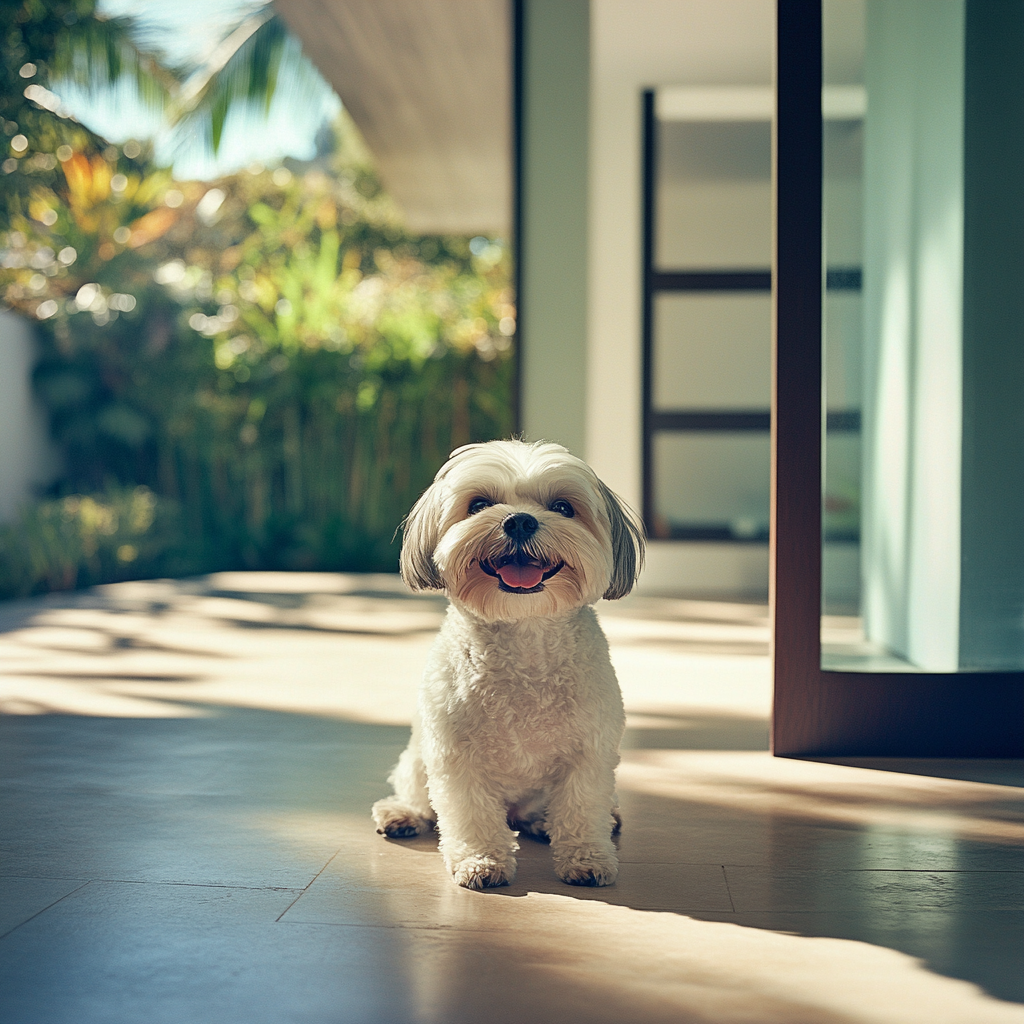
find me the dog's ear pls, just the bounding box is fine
[399,483,445,591]
[598,481,646,600]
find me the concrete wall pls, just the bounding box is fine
[0,310,61,522]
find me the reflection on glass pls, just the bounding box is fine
[651,433,770,542]
[653,293,770,410]
[822,0,1024,671]
[655,120,771,270]
[647,90,773,549]
[821,3,866,638]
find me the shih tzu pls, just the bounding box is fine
[371,439,645,889]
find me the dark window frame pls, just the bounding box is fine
[640,90,861,545]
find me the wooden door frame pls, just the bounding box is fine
[770,0,1024,757]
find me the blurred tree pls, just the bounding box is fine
[166,3,327,157]
[0,0,172,232]
[0,1,516,587]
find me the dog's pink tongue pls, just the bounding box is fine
[496,563,545,589]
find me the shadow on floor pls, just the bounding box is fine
[816,757,1024,789]
[2,702,1021,1009]
[623,711,769,751]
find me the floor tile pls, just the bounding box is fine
[285,828,734,926]
[724,866,1024,913]
[295,896,1024,1024]
[0,876,88,936]
[689,909,1024,1006]
[504,842,734,912]
[0,880,413,1024]
[612,800,774,865]
[2,576,1023,1023]
[0,710,402,887]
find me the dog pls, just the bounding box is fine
[371,439,645,889]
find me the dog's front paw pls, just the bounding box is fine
[372,798,434,839]
[449,853,516,889]
[554,848,619,887]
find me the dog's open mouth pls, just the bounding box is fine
[479,556,564,594]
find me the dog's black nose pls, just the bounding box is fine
[502,512,539,541]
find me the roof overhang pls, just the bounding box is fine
[276,0,511,237]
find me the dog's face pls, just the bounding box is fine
[400,440,645,621]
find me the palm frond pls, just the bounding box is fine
[49,12,176,110]
[170,7,329,154]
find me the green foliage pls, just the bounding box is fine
[0,7,516,594]
[2,119,515,585]
[169,7,326,156]
[1,0,170,233]
[0,485,190,599]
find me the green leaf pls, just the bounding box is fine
[50,11,174,110]
[169,9,329,156]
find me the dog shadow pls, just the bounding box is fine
[382,826,652,903]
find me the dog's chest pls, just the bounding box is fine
[431,611,615,772]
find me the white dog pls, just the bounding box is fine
[371,439,644,889]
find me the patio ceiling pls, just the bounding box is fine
[275,0,511,237]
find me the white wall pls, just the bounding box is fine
[0,310,61,522]
[588,0,773,596]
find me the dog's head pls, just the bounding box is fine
[400,439,645,620]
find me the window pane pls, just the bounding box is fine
[651,432,770,541]
[653,292,771,410]
[824,429,860,542]
[655,121,771,270]
[822,11,865,625]
[824,290,862,409]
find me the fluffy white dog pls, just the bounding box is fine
[371,439,645,889]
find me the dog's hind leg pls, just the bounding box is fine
[508,790,549,841]
[371,721,436,838]
[611,805,623,835]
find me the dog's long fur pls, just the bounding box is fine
[371,439,645,889]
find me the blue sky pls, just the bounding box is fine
[57,0,341,180]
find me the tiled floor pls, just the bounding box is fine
[0,573,1022,1023]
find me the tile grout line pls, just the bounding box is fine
[2,874,308,891]
[0,878,93,942]
[275,847,344,923]
[88,878,305,891]
[720,865,737,913]
[716,867,1024,874]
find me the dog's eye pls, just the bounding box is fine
[549,499,575,518]
[468,497,494,515]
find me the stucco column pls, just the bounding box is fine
[517,0,589,457]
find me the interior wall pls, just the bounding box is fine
[588,0,773,596]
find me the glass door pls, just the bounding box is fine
[771,0,1024,756]
[821,0,1024,675]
